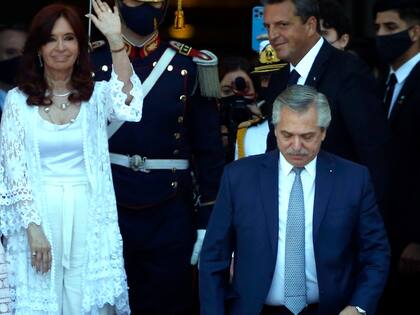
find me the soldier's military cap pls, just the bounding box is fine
[251,40,287,74]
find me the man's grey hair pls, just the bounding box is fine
[272,85,331,128]
[261,0,320,28]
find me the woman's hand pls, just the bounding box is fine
[27,223,51,273]
[88,0,124,49]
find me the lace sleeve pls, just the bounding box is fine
[97,65,143,122]
[0,90,41,236]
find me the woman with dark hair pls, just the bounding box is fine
[0,0,143,313]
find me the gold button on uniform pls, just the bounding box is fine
[181,69,188,76]
[177,116,184,123]
[173,149,179,155]
[179,95,187,102]
[174,133,181,140]
[171,181,178,188]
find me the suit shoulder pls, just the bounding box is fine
[330,48,372,74]
[322,151,369,175]
[226,152,272,173]
[405,61,420,90]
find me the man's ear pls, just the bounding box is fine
[320,127,327,141]
[409,24,420,42]
[337,33,350,50]
[305,16,318,37]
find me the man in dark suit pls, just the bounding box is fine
[200,85,389,315]
[262,0,389,205]
[374,0,420,313]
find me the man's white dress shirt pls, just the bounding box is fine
[387,52,420,118]
[266,153,319,305]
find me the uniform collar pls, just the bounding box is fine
[126,32,161,59]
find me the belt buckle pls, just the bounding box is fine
[129,155,148,172]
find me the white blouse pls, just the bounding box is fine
[37,106,86,180]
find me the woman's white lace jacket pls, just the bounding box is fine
[0,69,143,314]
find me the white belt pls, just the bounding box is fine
[110,153,189,172]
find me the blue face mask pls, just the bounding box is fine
[375,28,413,64]
[119,3,163,36]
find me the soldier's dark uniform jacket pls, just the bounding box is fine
[92,39,225,228]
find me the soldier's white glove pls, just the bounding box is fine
[190,229,206,266]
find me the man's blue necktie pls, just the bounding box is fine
[284,167,307,315]
[287,69,300,86]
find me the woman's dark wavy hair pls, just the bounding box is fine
[17,3,93,106]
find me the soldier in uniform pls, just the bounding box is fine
[91,0,225,314]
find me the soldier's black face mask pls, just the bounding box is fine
[120,3,163,36]
[375,28,414,64]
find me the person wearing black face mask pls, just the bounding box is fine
[90,0,225,314]
[373,1,420,314]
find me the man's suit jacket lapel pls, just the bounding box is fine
[305,42,334,88]
[259,150,280,257]
[258,150,336,254]
[313,151,335,243]
[388,61,420,123]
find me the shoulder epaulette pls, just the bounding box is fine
[169,41,216,63]
[237,117,264,129]
[169,41,220,98]
[89,40,107,52]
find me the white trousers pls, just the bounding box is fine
[43,180,113,315]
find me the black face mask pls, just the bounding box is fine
[119,3,163,36]
[375,28,413,64]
